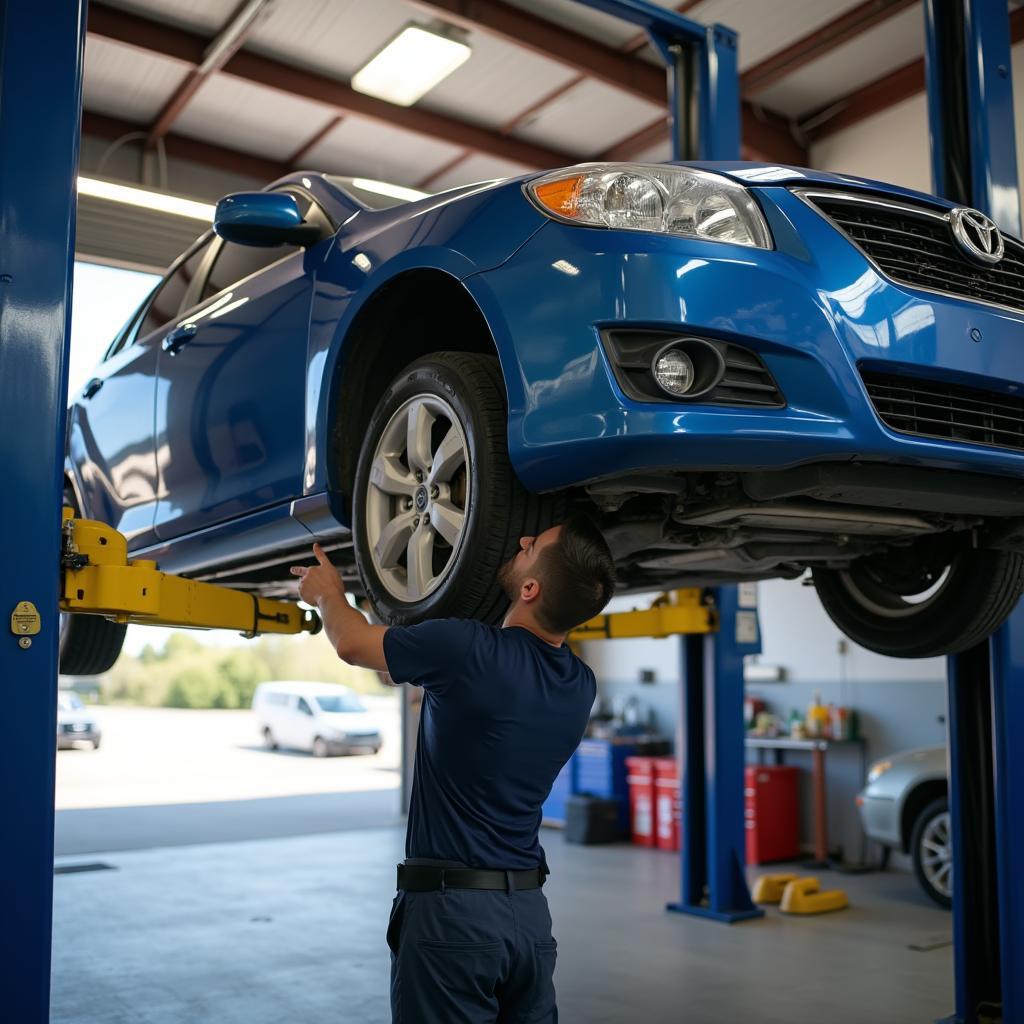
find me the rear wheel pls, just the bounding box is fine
[352,352,559,625]
[812,540,1024,658]
[911,798,952,909]
[263,727,278,751]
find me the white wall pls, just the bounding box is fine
[810,40,1024,220]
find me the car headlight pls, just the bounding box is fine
[525,162,772,249]
[867,759,893,784]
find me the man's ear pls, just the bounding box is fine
[520,577,541,605]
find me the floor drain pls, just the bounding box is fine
[54,862,116,875]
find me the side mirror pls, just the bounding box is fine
[213,192,322,247]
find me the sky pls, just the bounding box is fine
[68,261,159,398]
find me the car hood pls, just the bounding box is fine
[57,710,95,726]
[879,746,948,772]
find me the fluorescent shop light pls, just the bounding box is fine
[352,24,471,107]
[78,176,216,222]
[351,177,429,202]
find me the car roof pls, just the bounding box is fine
[255,681,356,695]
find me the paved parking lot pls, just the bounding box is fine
[55,699,401,855]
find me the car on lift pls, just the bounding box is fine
[62,163,1024,674]
[857,746,950,908]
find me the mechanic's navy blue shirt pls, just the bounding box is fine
[383,618,595,870]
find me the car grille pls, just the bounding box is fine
[862,371,1024,452]
[805,193,1024,314]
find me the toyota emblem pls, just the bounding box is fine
[951,207,1004,264]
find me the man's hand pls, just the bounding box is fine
[290,544,388,672]
[290,543,346,610]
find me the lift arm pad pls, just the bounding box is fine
[60,510,321,637]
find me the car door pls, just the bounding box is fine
[295,696,317,751]
[67,238,214,544]
[153,194,333,540]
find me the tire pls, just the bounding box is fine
[312,736,329,758]
[910,798,952,909]
[263,727,278,751]
[352,352,560,625]
[91,737,101,750]
[59,486,127,675]
[812,543,1024,658]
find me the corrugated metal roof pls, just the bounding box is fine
[754,4,925,118]
[102,0,240,34]
[84,37,190,124]
[301,115,466,186]
[512,78,663,158]
[173,75,338,160]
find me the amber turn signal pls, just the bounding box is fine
[532,175,585,219]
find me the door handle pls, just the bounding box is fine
[162,323,198,356]
[82,377,104,399]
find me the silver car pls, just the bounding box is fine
[57,691,102,750]
[857,746,950,908]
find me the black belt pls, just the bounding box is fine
[397,863,545,893]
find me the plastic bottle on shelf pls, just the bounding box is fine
[807,690,830,738]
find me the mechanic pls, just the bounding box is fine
[291,514,615,1023]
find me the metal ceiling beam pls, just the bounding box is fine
[803,4,1024,142]
[146,0,272,148]
[84,110,289,182]
[287,115,345,167]
[87,2,576,172]
[412,0,805,165]
[742,0,918,95]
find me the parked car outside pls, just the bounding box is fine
[252,681,382,757]
[56,691,101,750]
[62,163,1024,675]
[857,746,950,908]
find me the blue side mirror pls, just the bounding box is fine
[214,192,321,247]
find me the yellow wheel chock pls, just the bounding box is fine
[778,876,849,915]
[752,873,799,905]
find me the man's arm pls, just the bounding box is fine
[290,544,388,672]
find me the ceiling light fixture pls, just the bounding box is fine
[352,23,471,107]
[78,177,215,222]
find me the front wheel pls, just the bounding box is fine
[812,542,1024,658]
[352,352,558,625]
[911,798,952,909]
[312,736,329,758]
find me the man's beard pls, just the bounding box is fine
[498,555,521,602]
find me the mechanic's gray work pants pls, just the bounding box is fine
[387,886,558,1023]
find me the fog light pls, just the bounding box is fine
[652,348,694,396]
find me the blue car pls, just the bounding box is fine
[63,162,1024,673]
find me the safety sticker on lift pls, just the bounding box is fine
[10,600,41,636]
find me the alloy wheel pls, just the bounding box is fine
[364,394,470,603]
[920,810,953,900]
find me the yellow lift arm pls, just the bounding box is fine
[59,509,321,637]
[568,587,717,642]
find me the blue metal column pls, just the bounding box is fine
[669,587,763,923]
[924,0,1021,232]
[925,4,1021,1021]
[988,603,1024,1024]
[0,2,87,1021]
[568,0,741,161]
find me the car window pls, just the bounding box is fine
[316,694,365,713]
[200,194,331,301]
[136,237,215,341]
[297,697,313,716]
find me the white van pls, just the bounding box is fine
[252,681,382,758]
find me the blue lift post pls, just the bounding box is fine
[0,2,88,1021]
[568,0,756,925]
[924,3,1022,1022]
[671,587,763,923]
[568,0,740,161]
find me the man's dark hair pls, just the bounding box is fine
[535,513,616,634]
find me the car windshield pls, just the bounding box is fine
[325,175,429,210]
[315,694,366,713]
[58,693,84,711]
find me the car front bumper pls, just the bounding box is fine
[57,727,100,746]
[324,734,381,754]
[856,791,901,848]
[471,186,1024,494]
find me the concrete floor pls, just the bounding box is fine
[52,827,953,1024]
